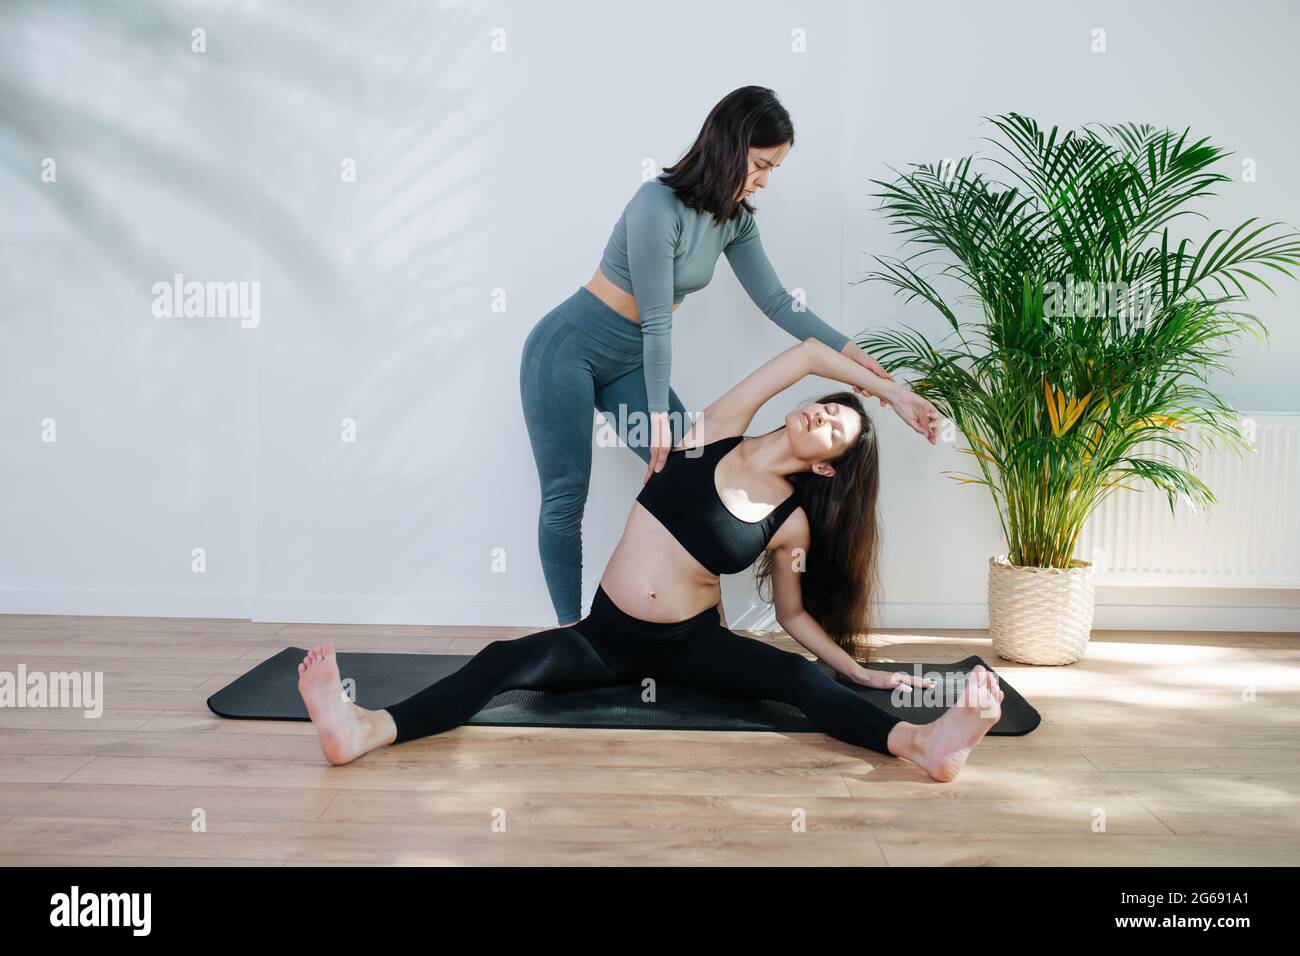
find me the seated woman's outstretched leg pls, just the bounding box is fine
[296,626,621,765]
[657,624,903,753]
[659,623,1004,782]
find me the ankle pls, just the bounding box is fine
[887,721,925,761]
[359,707,398,749]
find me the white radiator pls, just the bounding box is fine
[1077,411,1300,587]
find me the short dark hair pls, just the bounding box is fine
[659,86,795,224]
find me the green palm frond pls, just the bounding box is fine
[851,114,1300,568]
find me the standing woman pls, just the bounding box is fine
[519,86,894,626]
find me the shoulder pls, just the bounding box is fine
[726,205,758,245]
[626,178,682,228]
[633,177,683,210]
[675,412,744,452]
[769,501,811,552]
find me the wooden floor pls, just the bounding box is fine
[0,613,1297,866]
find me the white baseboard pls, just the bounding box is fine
[0,589,255,620]
[0,588,1296,633]
[249,595,559,627]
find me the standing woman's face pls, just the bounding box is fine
[736,142,791,201]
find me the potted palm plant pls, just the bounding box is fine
[856,113,1300,665]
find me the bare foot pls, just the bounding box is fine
[897,664,1005,782]
[296,643,372,765]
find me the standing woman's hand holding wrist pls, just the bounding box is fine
[839,341,896,409]
[643,410,673,485]
[803,337,940,444]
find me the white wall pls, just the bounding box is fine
[2,0,1296,630]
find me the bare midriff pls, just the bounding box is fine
[599,503,722,622]
[583,266,680,325]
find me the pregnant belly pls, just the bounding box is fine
[598,503,721,623]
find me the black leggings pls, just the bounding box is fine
[385,585,902,755]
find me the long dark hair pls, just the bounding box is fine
[659,86,794,224]
[754,391,882,659]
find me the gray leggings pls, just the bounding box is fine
[518,286,689,624]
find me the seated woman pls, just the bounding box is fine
[296,338,1004,782]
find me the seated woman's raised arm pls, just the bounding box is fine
[682,337,903,449]
[679,339,815,447]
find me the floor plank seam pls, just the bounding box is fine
[1133,797,1179,835]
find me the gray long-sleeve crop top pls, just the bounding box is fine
[598,176,852,414]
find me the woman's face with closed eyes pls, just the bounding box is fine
[785,401,862,477]
[736,142,791,201]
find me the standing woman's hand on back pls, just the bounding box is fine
[643,410,673,484]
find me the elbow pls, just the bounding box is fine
[797,338,822,375]
[775,607,803,631]
[640,307,674,334]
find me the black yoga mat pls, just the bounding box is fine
[208,647,1039,736]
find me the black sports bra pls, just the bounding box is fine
[634,434,802,575]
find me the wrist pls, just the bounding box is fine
[837,342,895,395]
[878,379,904,403]
[836,659,868,682]
[858,373,901,406]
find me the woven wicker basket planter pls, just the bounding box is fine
[987,554,1096,665]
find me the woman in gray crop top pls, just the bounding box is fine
[519,86,896,626]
